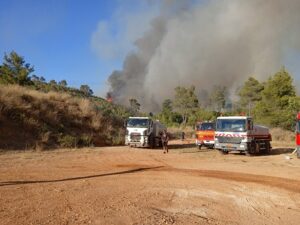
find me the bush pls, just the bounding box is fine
[58,135,78,148]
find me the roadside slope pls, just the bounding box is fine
[0,85,128,150]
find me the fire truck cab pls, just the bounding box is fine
[195,121,215,149]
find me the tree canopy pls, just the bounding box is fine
[209,86,227,112]
[254,67,298,129]
[173,86,198,125]
[238,77,264,115]
[80,85,93,96]
[0,51,34,85]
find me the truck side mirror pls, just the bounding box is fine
[247,120,253,130]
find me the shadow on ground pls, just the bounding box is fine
[0,166,163,187]
[270,148,295,155]
[168,143,196,149]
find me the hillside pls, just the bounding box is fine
[0,85,130,150]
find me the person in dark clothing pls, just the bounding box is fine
[161,130,169,153]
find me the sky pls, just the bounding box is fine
[0,0,300,101]
[0,0,159,96]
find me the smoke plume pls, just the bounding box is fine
[107,0,300,111]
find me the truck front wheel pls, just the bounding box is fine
[248,141,257,155]
[219,150,228,155]
[149,135,155,149]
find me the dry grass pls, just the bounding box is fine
[270,128,295,147]
[167,126,195,139]
[0,85,125,150]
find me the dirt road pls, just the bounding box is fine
[0,141,300,225]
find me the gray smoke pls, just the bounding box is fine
[108,0,300,111]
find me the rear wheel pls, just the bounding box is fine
[255,142,260,153]
[263,141,271,154]
[198,145,202,150]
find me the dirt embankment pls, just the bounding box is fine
[0,142,300,225]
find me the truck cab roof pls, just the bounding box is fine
[217,116,252,120]
[128,117,150,119]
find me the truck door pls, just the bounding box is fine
[247,119,253,131]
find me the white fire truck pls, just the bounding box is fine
[125,117,165,148]
[214,116,272,156]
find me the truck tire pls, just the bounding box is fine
[248,141,256,155]
[219,150,228,155]
[149,135,155,149]
[208,145,214,149]
[198,144,202,150]
[264,141,271,154]
[255,142,260,153]
[246,142,255,156]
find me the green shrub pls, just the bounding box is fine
[58,135,77,148]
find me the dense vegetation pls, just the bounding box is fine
[153,68,300,130]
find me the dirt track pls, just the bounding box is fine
[0,141,300,225]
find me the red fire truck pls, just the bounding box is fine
[195,121,215,149]
[296,112,300,158]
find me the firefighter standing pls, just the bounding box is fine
[161,130,169,154]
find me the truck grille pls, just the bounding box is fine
[204,135,214,140]
[130,133,141,142]
[217,136,242,144]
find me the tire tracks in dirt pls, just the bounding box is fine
[149,167,300,193]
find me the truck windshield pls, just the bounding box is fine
[127,119,149,128]
[216,119,246,132]
[196,123,215,131]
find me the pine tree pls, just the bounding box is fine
[238,77,264,115]
[0,51,34,85]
